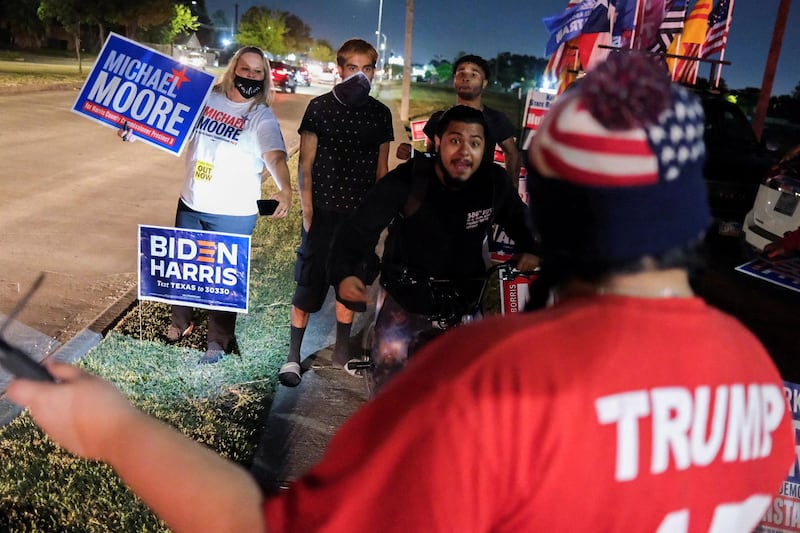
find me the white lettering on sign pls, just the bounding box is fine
[148,235,239,286]
[596,384,785,481]
[87,70,190,135]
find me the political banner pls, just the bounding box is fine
[498,265,537,315]
[73,32,215,156]
[756,380,800,531]
[410,119,429,142]
[735,255,800,295]
[138,225,251,313]
[525,89,556,131]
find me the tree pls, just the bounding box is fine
[139,3,199,44]
[37,0,87,71]
[1,0,46,48]
[280,11,312,53]
[793,81,800,100]
[435,61,452,82]
[488,52,548,91]
[211,9,231,37]
[236,6,287,56]
[106,0,174,40]
[307,38,334,63]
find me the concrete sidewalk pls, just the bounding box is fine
[250,93,411,490]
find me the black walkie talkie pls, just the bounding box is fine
[0,273,56,382]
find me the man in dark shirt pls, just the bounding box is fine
[332,105,538,393]
[398,55,521,184]
[280,38,394,387]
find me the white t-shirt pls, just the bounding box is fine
[180,90,287,216]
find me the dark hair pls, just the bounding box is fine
[453,54,491,81]
[434,105,488,139]
[337,38,378,67]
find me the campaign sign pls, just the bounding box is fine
[410,119,429,142]
[735,255,800,295]
[757,380,800,532]
[138,225,251,313]
[73,32,215,156]
[524,89,556,132]
[498,266,537,316]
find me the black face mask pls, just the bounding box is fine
[233,75,264,99]
[333,71,372,107]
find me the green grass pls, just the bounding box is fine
[0,155,301,531]
[0,49,94,91]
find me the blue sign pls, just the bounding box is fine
[73,33,215,156]
[138,225,251,313]
[735,255,800,295]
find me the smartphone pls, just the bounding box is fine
[0,338,55,382]
[257,199,280,216]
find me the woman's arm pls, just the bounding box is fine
[262,149,292,218]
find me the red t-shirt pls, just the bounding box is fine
[263,295,794,532]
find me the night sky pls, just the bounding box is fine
[206,0,800,95]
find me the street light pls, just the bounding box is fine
[375,0,383,54]
[378,33,387,74]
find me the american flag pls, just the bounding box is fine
[651,0,688,54]
[701,0,734,58]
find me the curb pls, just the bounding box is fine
[0,286,139,427]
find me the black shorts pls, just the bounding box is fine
[292,208,366,313]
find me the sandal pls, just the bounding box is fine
[166,322,194,343]
[278,362,302,387]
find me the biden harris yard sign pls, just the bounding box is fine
[139,225,251,313]
[73,33,215,156]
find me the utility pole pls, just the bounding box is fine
[401,0,414,122]
[234,4,239,35]
[752,0,791,141]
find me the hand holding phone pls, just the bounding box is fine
[257,199,280,216]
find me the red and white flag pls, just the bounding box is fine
[701,0,734,58]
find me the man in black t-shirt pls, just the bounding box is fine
[398,55,521,184]
[280,39,394,387]
[332,105,538,393]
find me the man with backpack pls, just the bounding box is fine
[331,105,539,393]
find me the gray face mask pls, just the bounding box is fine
[333,71,372,107]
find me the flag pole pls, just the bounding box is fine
[712,0,735,88]
[628,0,643,49]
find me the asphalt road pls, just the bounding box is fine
[0,85,320,347]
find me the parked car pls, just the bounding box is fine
[270,61,297,93]
[317,68,337,84]
[743,146,800,251]
[699,93,779,235]
[179,51,207,70]
[293,66,311,86]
